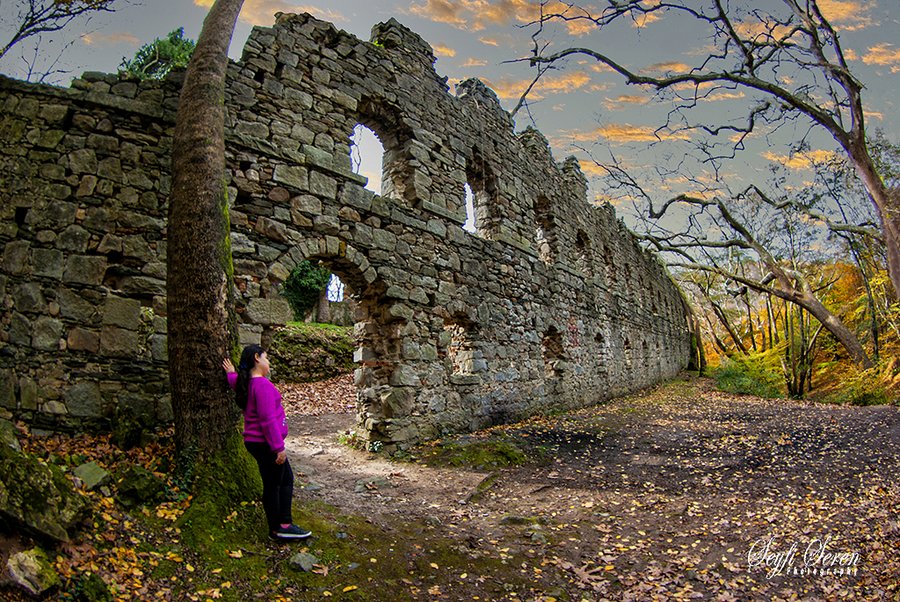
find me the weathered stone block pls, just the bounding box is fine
[63,255,107,285]
[272,164,308,190]
[102,296,141,328]
[32,316,63,350]
[32,248,64,279]
[64,382,103,417]
[100,325,140,357]
[67,327,100,353]
[13,282,45,313]
[245,298,293,325]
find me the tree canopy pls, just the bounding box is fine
[119,27,195,80]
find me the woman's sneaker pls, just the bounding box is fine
[271,525,312,540]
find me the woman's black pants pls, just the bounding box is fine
[245,441,294,531]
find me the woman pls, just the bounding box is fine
[223,344,312,541]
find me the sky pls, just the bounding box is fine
[1,0,897,223]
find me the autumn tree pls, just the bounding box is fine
[520,0,900,301]
[167,0,244,468]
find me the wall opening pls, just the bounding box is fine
[542,326,566,378]
[462,184,477,233]
[465,148,498,237]
[534,195,556,264]
[441,315,482,377]
[602,244,616,286]
[350,123,385,195]
[575,230,593,277]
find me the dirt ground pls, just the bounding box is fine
[284,374,899,600]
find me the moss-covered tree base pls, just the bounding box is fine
[177,430,262,553]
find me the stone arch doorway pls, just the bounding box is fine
[255,239,402,446]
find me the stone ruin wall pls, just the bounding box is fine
[0,14,696,446]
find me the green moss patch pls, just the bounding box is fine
[268,322,354,383]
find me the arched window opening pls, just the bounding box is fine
[575,230,593,277]
[534,195,556,264]
[350,123,385,195]
[462,184,477,233]
[465,149,498,237]
[542,327,566,378]
[623,336,633,372]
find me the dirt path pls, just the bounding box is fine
[284,375,899,600]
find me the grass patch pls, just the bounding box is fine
[416,437,530,470]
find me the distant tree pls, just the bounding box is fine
[0,0,116,61]
[281,261,331,321]
[120,27,195,80]
[520,0,900,302]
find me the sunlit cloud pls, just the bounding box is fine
[194,0,347,26]
[565,19,596,36]
[565,124,690,143]
[589,63,615,74]
[461,57,488,67]
[434,44,457,57]
[633,11,661,28]
[863,43,900,72]
[817,0,874,31]
[407,0,468,28]
[483,71,592,100]
[603,94,650,111]
[579,160,609,177]
[865,108,883,120]
[82,32,140,46]
[703,90,746,102]
[407,0,584,32]
[552,103,566,111]
[733,20,796,41]
[762,149,841,169]
[643,61,690,74]
[479,36,499,46]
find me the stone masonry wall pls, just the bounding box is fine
[0,14,696,446]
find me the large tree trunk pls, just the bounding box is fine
[168,0,245,458]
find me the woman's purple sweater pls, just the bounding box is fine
[226,372,288,453]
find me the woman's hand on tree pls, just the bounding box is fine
[222,358,235,372]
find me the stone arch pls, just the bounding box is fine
[350,97,416,203]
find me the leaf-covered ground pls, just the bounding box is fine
[2,375,897,600]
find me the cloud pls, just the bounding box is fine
[762,149,841,169]
[479,36,499,46]
[81,32,140,46]
[408,0,468,28]
[461,58,488,67]
[703,90,746,102]
[566,124,690,143]
[483,71,592,100]
[602,94,650,111]
[633,11,661,28]
[817,0,874,31]
[565,19,596,36]
[579,160,609,177]
[433,44,457,57]
[407,0,583,32]
[194,0,347,26]
[862,43,900,72]
[642,61,691,74]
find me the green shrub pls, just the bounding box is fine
[280,261,331,320]
[712,352,784,398]
[823,366,892,406]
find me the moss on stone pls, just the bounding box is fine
[268,322,354,383]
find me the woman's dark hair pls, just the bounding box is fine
[235,344,265,410]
